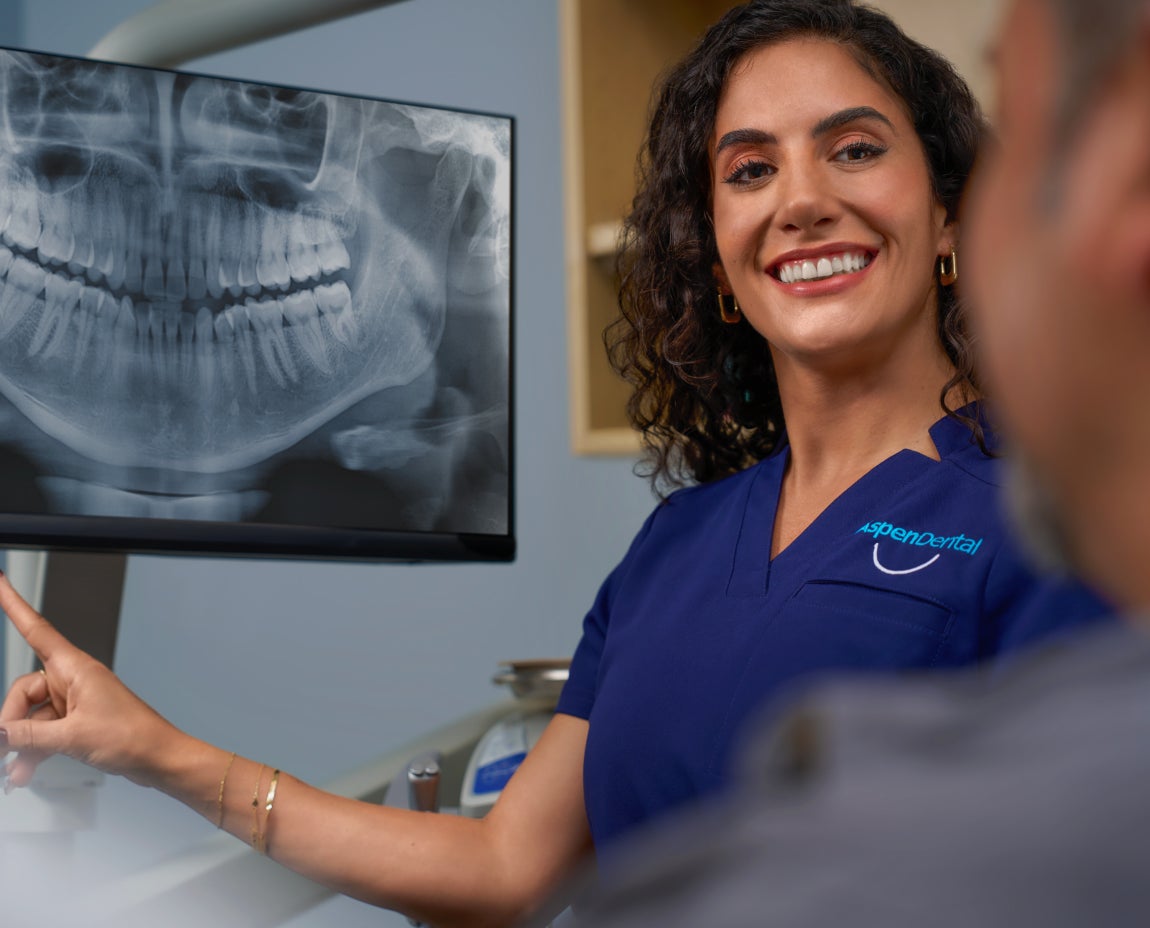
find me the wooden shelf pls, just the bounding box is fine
[562,0,736,455]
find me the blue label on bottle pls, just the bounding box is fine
[472,752,527,795]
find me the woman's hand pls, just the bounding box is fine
[0,571,183,791]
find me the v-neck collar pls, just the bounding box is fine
[726,404,986,598]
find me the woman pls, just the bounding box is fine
[0,2,1107,926]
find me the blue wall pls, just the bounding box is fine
[6,2,656,925]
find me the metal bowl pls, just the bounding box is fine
[492,658,571,703]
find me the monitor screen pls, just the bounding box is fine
[0,47,514,561]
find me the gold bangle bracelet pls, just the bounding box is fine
[216,751,237,830]
[250,764,266,853]
[261,769,281,856]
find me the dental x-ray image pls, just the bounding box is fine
[0,48,513,560]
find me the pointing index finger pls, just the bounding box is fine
[0,572,70,664]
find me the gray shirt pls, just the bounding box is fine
[566,622,1150,927]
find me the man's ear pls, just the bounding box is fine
[1058,21,1150,301]
[1097,19,1150,300]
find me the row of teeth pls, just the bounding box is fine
[776,252,871,284]
[0,180,351,302]
[0,246,359,391]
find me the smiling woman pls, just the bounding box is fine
[566,0,1112,850]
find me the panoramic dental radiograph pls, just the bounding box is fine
[0,49,511,540]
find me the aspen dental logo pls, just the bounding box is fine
[857,520,983,576]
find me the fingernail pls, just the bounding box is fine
[0,728,8,750]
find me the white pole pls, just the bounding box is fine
[87,0,413,68]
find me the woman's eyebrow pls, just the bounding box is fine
[812,105,894,137]
[715,127,776,156]
[715,106,895,156]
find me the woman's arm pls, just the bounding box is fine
[0,575,592,928]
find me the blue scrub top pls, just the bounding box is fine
[558,410,1110,853]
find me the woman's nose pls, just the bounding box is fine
[775,163,838,233]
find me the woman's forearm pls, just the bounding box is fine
[149,718,591,928]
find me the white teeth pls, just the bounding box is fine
[318,237,351,275]
[257,218,292,290]
[247,296,295,387]
[43,277,83,360]
[777,251,871,283]
[147,301,164,343]
[283,290,331,374]
[70,194,95,272]
[288,215,321,281]
[143,256,165,301]
[316,280,357,346]
[6,185,42,252]
[94,189,122,289]
[218,206,242,297]
[73,286,103,373]
[194,306,215,393]
[213,306,235,342]
[166,255,188,302]
[238,249,258,292]
[205,205,225,299]
[0,184,10,238]
[38,199,75,266]
[29,274,67,358]
[123,206,145,293]
[0,178,361,400]
[232,305,259,394]
[134,300,151,341]
[0,278,36,338]
[185,209,208,301]
[114,296,136,344]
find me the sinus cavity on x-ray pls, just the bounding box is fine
[0,48,512,554]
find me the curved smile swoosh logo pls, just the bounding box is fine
[871,543,939,575]
[857,520,984,576]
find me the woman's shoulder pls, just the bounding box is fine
[930,405,1006,488]
[662,452,781,509]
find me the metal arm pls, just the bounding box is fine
[87,0,413,68]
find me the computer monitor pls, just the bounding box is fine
[0,46,514,562]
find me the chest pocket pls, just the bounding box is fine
[778,579,955,669]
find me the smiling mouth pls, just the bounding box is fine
[772,250,873,284]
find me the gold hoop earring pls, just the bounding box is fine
[718,289,741,324]
[938,249,958,286]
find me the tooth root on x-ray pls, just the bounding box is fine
[0,49,510,532]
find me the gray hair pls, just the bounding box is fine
[1047,0,1146,140]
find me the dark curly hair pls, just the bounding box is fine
[608,0,988,494]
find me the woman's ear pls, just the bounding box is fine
[938,219,959,259]
[713,262,732,293]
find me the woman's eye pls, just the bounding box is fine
[834,140,887,163]
[723,159,774,185]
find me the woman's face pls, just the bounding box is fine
[710,38,953,375]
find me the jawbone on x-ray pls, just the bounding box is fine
[0,50,511,534]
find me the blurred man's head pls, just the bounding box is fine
[965,0,1150,610]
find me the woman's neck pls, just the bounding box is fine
[773,336,962,481]
[767,345,966,558]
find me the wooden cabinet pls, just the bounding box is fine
[560,0,1001,455]
[561,0,740,455]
